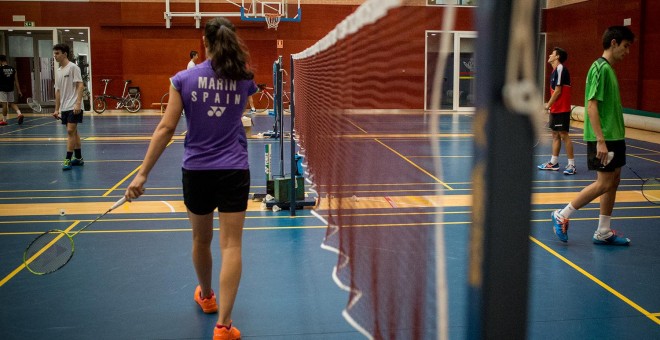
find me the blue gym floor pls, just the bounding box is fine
[0,110,658,339]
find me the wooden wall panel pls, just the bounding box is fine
[640,0,660,112]
[543,1,596,108]
[1,2,471,108]
[544,0,660,114]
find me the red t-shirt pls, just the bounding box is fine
[549,64,572,113]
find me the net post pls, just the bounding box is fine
[467,0,538,338]
[275,56,284,178]
[289,55,296,216]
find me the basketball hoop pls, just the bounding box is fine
[265,13,281,30]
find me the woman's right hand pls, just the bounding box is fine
[125,173,147,201]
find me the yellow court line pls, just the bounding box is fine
[0,223,324,287]
[374,139,453,190]
[0,137,69,142]
[340,133,474,138]
[85,136,185,141]
[347,119,453,190]
[103,165,142,197]
[2,215,658,238]
[60,225,328,233]
[0,221,80,287]
[102,133,181,197]
[0,119,60,137]
[0,190,654,217]
[529,236,660,326]
[628,154,660,164]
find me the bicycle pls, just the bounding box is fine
[93,79,142,114]
[253,83,291,113]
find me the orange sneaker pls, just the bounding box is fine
[194,285,218,313]
[214,323,241,340]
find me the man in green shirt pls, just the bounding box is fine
[551,26,635,246]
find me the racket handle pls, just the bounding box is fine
[110,196,128,211]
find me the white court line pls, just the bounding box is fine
[161,201,176,212]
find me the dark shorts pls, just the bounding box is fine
[548,112,571,132]
[182,168,250,214]
[60,110,84,125]
[587,140,626,172]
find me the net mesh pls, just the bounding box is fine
[24,231,74,274]
[293,2,448,338]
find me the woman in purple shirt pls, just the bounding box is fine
[125,17,257,340]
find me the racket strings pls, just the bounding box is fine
[24,231,74,275]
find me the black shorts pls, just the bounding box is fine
[586,140,626,172]
[548,112,570,132]
[182,169,250,214]
[60,110,84,125]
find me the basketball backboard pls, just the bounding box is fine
[240,0,302,24]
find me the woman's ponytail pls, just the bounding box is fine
[205,17,254,81]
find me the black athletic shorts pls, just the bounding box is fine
[548,112,570,132]
[60,110,84,125]
[586,140,626,172]
[182,168,250,214]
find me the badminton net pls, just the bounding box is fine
[292,1,452,338]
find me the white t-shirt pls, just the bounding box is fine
[54,62,82,111]
[187,60,195,70]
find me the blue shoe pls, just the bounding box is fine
[563,164,576,175]
[538,162,559,171]
[71,157,84,166]
[62,159,72,171]
[551,210,569,242]
[593,230,630,246]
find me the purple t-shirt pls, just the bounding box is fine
[171,60,257,170]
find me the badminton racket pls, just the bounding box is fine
[626,165,660,205]
[27,98,42,113]
[23,197,128,275]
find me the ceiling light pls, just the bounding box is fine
[64,29,70,32]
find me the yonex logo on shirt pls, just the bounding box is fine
[207,106,226,117]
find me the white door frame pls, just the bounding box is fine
[453,32,477,112]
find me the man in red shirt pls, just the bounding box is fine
[538,47,575,175]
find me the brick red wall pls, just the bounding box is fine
[1,2,473,108]
[544,0,660,113]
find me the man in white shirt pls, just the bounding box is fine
[187,50,199,70]
[52,43,84,171]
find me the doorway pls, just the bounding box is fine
[0,27,90,109]
[425,31,477,111]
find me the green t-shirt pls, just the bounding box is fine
[583,57,625,141]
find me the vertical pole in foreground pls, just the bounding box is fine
[467,0,539,339]
[289,56,296,216]
[275,57,285,178]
